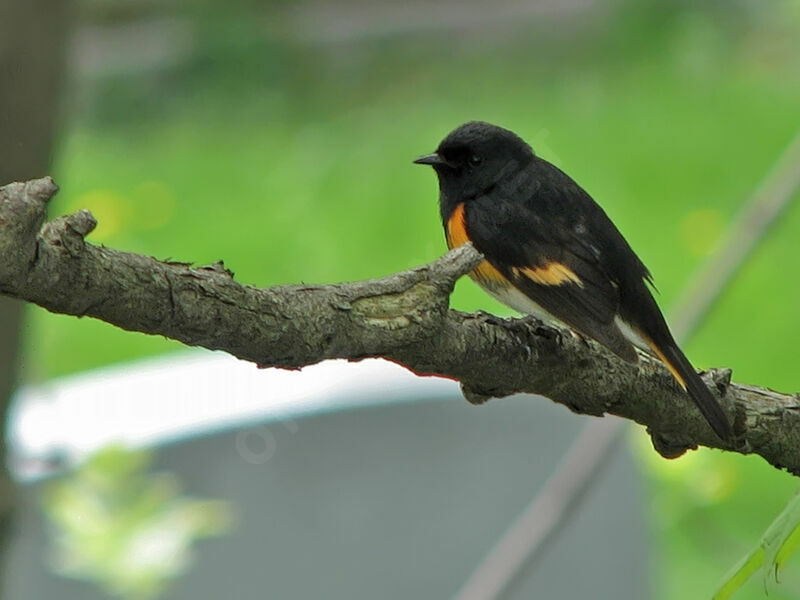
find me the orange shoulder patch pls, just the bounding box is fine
[445,203,469,249]
[514,263,584,287]
[445,203,506,286]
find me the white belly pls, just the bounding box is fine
[482,283,558,324]
[614,315,651,351]
[480,280,652,353]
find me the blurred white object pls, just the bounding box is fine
[8,353,458,479]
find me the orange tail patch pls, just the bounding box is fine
[646,340,687,390]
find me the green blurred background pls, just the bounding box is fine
[15,0,800,597]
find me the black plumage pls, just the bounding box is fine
[415,121,732,442]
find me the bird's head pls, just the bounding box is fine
[414,121,534,199]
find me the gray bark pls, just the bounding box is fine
[1,178,798,474]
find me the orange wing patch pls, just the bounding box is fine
[446,203,506,286]
[513,263,583,287]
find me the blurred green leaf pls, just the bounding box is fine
[714,488,800,599]
[713,548,765,600]
[42,445,232,600]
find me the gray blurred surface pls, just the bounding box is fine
[6,395,647,599]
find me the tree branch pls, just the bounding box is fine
[1,178,798,473]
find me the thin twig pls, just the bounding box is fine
[454,416,623,600]
[453,128,800,600]
[669,129,800,341]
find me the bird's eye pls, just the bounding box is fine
[469,154,482,166]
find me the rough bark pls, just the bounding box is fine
[1,178,799,474]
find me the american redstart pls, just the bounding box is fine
[414,121,732,442]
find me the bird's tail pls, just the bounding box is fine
[645,337,733,442]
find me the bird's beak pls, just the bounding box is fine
[413,152,448,167]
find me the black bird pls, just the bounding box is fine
[414,121,732,442]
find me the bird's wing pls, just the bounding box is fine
[463,178,639,361]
